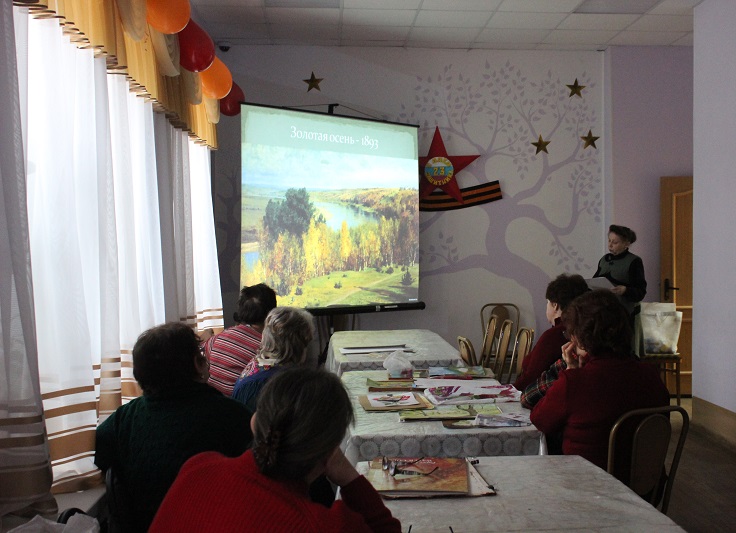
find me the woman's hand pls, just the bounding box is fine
[610,285,627,296]
[324,447,360,487]
[562,341,588,369]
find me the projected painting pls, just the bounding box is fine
[241,105,419,309]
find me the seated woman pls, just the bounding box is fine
[231,306,315,413]
[529,290,670,471]
[150,367,402,533]
[204,283,277,395]
[94,323,253,532]
[513,273,589,392]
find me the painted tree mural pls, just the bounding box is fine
[396,59,603,329]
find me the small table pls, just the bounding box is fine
[641,353,681,405]
[341,370,545,464]
[381,455,685,532]
[326,329,462,376]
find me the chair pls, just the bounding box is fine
[457,336,477,367]
[607,405,689,514]
[478,314,498,371]
[485,319,513,375]
[640,353,682,405]
[105,467,138,533]
[504,327,535,384]
[480,303,520,341]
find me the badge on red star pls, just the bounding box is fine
[419,127,480,203]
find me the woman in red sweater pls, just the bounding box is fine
[530,290,669,471]
[150,367,401,533]
[513,273,589,392]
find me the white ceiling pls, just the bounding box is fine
[190,0,702,51]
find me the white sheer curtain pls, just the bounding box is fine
[9,9,225,496]
[0,4,54,517]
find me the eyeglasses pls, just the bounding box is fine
[381,456,438,477]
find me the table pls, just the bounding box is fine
[326,329,462,376]
[641,353,682,405]
[341,370,545,464]
[382,455,685,532]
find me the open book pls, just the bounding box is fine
[359,457,495,498]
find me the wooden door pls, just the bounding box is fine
[660,176,693,395]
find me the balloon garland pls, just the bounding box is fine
[122,0,244,116]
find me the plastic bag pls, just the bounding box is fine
[8,514,99,533]
[382,351,413,378]
[640,302,682,354]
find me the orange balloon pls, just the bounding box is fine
[200,57,233,100]
[147,0,191,34]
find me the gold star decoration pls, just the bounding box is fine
[566,78,585,98]
[303,71,323,92]
[531,134,551,155]
[581,129,600,149]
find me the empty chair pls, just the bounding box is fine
[505,327,535,385]
[478,314,498,372]
[480,303,520,341]
[607,405,689,514]
[457,336,477,367]
[485,319,513,375]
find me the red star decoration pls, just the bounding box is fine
[418,127,480,203]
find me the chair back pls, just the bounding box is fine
[478,314,498,370]
[488,319,513,376]
[505,327,535,384]
[457,336,477,367]
[105,467,138,533]
[480,303,519,340]
[607,405,689,514]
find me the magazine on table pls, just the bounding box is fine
[358,457,495,498]
[399,403,502,422]
[423,384,521,405]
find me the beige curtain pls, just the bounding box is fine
[12,0,218,148]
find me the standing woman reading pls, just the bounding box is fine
[593,224,647,355]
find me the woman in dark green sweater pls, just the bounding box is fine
[95,322,253,532]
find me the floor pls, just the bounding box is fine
[665,398,736,533]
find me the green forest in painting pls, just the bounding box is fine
[241,187,419,308]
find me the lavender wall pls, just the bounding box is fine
[608,46,693,302]
[693,0,736,413]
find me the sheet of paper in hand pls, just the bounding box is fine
[424,384,521,405]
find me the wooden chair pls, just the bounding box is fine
[480,303,520,341]
[457,336,477,367]
[486,319,513,375]
[478,314,498,371]
[640,353,682,406]
[505,327,535,385]
[607,405,689,514]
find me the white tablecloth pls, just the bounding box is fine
[326,329,462,376]
[381,455,685,532]
[341,370,545,464]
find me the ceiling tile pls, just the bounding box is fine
[344,0,421,8]
[343,9,417,26]
[415,10,493,28]
[498,0,582,13]
[543,29,617,45]
[342,25,411,40]
[488,11,568,29]
[265,7,340,24]
[650,0,703,15]
[476,28,551,44]
[342,40,407,47]
[208,22,270,39]
[558,13,639,30]
[574,0,659,15]
[671,33,694,45]
[269,24,339,39]
[409,26,481,42]
[421,0,503,10]
[199,7,266,24]
[626,14,693,32]
[408,40,474,49]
